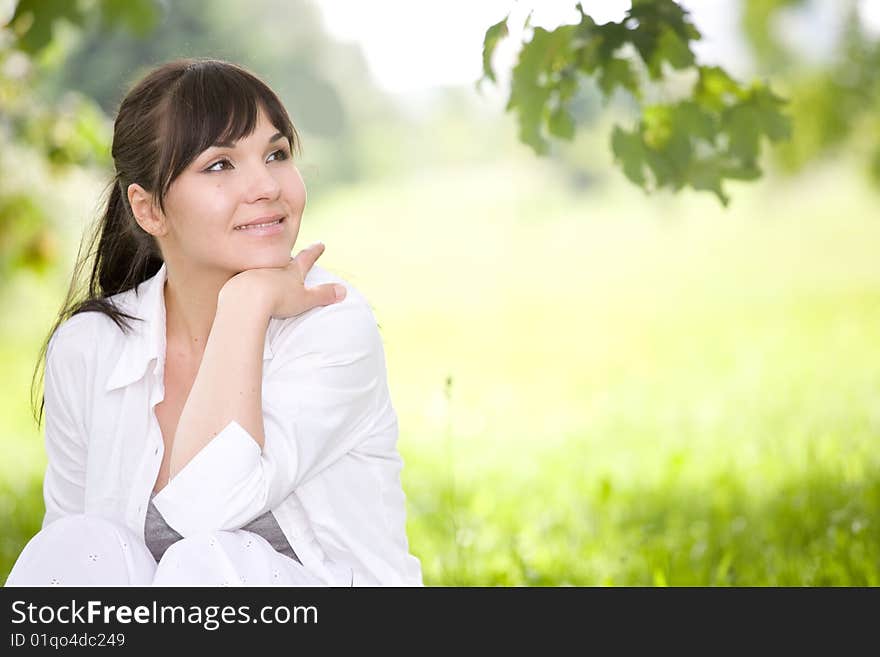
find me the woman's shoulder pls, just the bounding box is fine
[269,264,384,353]
[49,301,133,357]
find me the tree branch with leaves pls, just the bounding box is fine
[478,0,792,206]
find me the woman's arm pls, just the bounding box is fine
[167,284,272,478]
[152,290,390,538]
[168,245,340,476]
[42,330,88,528]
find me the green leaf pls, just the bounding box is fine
[612,126,648,186]
[688,158,730,206]
[644,146,681,189]
[723,103,763,162]
[650,26,695,75]
[507,25,576,155]
[672,101,717,143]
[547,105,575,140]
[591,21,629,64]
[598,57,639,97]
[695,66,747,112]
[642,105,674,150]
[480,14,510,85]
[628,0,700,78]
[750,85,792,142]
[688,155,763,206]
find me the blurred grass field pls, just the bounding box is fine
[1,150,878,585]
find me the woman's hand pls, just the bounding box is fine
[220,242,346,319]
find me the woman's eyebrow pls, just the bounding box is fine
[211,131,285,148]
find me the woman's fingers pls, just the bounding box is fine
[292,242,325,275]
[290,244,346,308]
[306,282,346,309]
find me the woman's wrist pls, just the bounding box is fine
[218,273,274,321]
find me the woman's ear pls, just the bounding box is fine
[127,183,167,237]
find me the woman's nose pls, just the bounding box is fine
[245,163,281,202]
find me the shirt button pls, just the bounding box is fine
[154,447,159,456]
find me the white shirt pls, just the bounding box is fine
[41,261,423,586]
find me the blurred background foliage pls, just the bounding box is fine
[1,0,879,585]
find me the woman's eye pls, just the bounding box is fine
[204,149,289,172]
[205,158,232,172]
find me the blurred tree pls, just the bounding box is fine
[1,0,160,282]
[478,0,793,206]
[740,0,880,184]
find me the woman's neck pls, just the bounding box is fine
[162,265,229,361]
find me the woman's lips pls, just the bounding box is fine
[233,216,285,236]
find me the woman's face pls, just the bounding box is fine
[158,105,304,275]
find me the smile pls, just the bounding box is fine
[234,217,285,235]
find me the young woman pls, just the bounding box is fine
[5,58,423,586]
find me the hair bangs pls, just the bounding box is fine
[154,60,298,213]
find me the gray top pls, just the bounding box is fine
[144,492,300,564]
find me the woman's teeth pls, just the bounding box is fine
[235,218,282,230]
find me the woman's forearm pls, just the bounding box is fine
[168,285,271,479]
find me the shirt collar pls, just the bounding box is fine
[105,261,274,392]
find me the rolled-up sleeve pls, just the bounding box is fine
[152,296,387,537]
[42,332,89,529]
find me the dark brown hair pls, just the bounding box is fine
[30,57,302,427]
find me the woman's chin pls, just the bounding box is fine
[261,248,297,268]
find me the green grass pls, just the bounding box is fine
[1,153,879,585]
